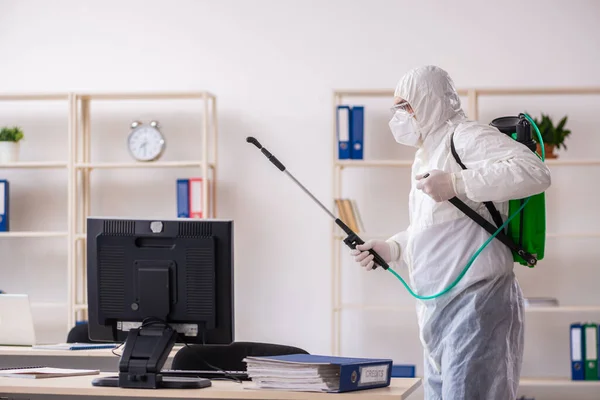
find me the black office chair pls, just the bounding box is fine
[66,322,96,343]
[171,341,309,373]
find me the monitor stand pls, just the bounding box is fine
[91,324,211,389]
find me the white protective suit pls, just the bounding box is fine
[385,66,551,399]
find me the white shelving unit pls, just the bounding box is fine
[331,87,600,389]
[69,91,218,327]
[0,92,73,330]
[0,91,218,332]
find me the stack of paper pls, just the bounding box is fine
[0,367,99,379]
[243,354,392,393]
[245,358,341,392]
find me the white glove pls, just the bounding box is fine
[416,169,459,202]
[349,239,399,271]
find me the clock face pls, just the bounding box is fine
[127,125,165,161]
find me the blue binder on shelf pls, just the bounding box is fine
[570,323,585,380]
[0,180,8,232]
[350,105,364,160]
[176,179,190,218]
[244,354,393,393]
[336,105,351,159]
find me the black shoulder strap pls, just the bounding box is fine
[450,133,467,170]
[446,131,538,266]
[450,132,505,229]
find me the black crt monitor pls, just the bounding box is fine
[86,217,234,389]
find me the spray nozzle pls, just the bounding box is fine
[246,136,262,149]
[247,136,286,172]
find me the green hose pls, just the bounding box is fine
[387,113,545,300]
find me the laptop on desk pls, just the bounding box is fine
[0,294,52,346]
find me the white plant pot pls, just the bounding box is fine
[0,141,20,163]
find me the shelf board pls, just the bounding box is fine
[546,159,600,166]
[77,91,216,101]
[0,231,68,238]
[333,87,600,98]
[336,160,413,168]
[75,161,214,169]
[334,89,470,97]
[519,378,600,387]
[335,159,600,168]
[335,304,600,313]
[336,232,600,240]
[0,93,68,101]
[335,89,394,97]
[0,161,68,169]
[524,306,600,313]
[473,87,600,96]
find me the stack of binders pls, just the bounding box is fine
[243,354,393,393]
[176,178,210,218]
[337,105,364,160]
[570,322,599,380]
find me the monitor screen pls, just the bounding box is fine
[86,217,234,346]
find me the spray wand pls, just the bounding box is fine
[247,112,545,300]
[246,136,390,270]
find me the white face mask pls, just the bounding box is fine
[389,110,421,147]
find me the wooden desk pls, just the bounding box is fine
[0,373,422,400]
[0,346,181,372]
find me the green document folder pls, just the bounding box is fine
[583,323,598,380]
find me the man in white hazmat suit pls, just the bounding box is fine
[351,65,551,399]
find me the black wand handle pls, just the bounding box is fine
[336,219,390,270]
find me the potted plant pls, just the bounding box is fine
[531,113,571,159]
[0,126,24,163]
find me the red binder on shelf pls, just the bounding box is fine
[189,178,204,218]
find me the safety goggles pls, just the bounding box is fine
[390,101,414,116]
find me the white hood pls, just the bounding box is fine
[394,65,466,148]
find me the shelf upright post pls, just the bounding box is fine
[81,96,91,322]
[67,92,77,329]
[202,92,209,219]
[211,95,218,218]
[331,90,343,356]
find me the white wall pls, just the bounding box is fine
[1,0,600,398]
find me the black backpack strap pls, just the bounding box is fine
[447,195,537,265]
[447,131,538,266]
[450,132,505,229]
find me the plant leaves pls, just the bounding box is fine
[556,116,568,131]
[0,126,24,142]
[533,114,571,147]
